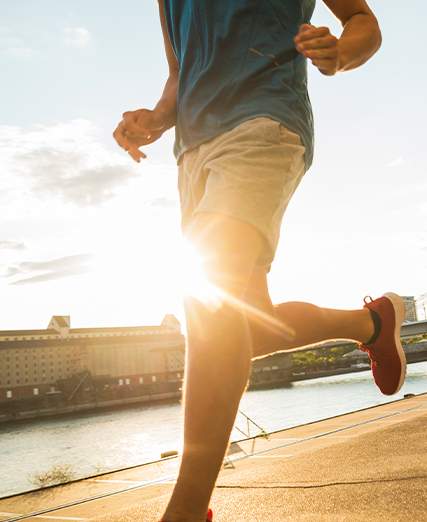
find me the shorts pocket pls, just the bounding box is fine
[262,118,282,145]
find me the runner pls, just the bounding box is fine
[113,2,406,521]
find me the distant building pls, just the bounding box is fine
[416,293,427,321]
[400,296,418,323]
[0,314,185,401]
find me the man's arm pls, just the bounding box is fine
[113,0,179,162]
[294,0,381,76]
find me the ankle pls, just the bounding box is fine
[359,307,376,345]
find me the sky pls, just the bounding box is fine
[1,0,426,332]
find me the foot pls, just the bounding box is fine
[359,293,407,395]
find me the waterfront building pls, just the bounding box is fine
[416,293,427,321]
[400,296,418,323]
[0,314,185,402]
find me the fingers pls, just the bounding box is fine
[127,147,147,163]
[113,108,167,162]
[122,110,152,141]
[294,24,339,76]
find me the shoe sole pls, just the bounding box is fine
[383,292,407,395]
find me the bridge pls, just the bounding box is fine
[401,319,427,337]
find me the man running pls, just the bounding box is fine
[113,1,406,521]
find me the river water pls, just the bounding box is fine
[1,361,426,498]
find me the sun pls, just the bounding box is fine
[177,241,224,311]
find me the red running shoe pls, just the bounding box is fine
[159,509,213,522]
[360,292,407,396]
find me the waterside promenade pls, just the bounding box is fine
[1,393,426,521]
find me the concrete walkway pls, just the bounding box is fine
[2,393,426,522]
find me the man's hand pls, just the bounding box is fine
[294,24,340,76]
[113,109,168,163]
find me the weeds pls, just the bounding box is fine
[28,463,77,488]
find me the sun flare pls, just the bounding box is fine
[178,241,224,310]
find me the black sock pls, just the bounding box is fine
[366,308,382,345]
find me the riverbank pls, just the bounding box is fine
[249,350,427,390]
[0,391,182,424]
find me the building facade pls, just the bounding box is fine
[0,314,185,402]
[401,296,418,323]
[416,293,427,321]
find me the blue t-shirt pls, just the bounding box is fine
[163,0,315,170]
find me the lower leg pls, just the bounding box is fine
[162,300,252,522]
[245,268,375,359]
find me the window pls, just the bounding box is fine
[118,379,123,386]
[33,388,39,395]
[139,377,143,384]
[152,376,156,382]
[7,391,12,398]
[125,378,130,385]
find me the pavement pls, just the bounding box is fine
[1,393,427,522]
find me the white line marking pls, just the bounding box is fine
[87,480,141,484]
[249,455,294,458]
[0,514,85,521]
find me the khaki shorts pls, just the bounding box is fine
[178,117,306,268]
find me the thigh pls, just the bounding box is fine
[186,212,264,298]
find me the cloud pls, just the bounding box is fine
[147,197,178,208]
[388,156,403,167]
[7,253,94,285]
[0,35,35,56]
[17,149,138,206]
[63,28,91,47]
[0,240,26,251]
[0,119,139,208]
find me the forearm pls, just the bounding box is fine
[154,68,178,131]
[337,12,381,72]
